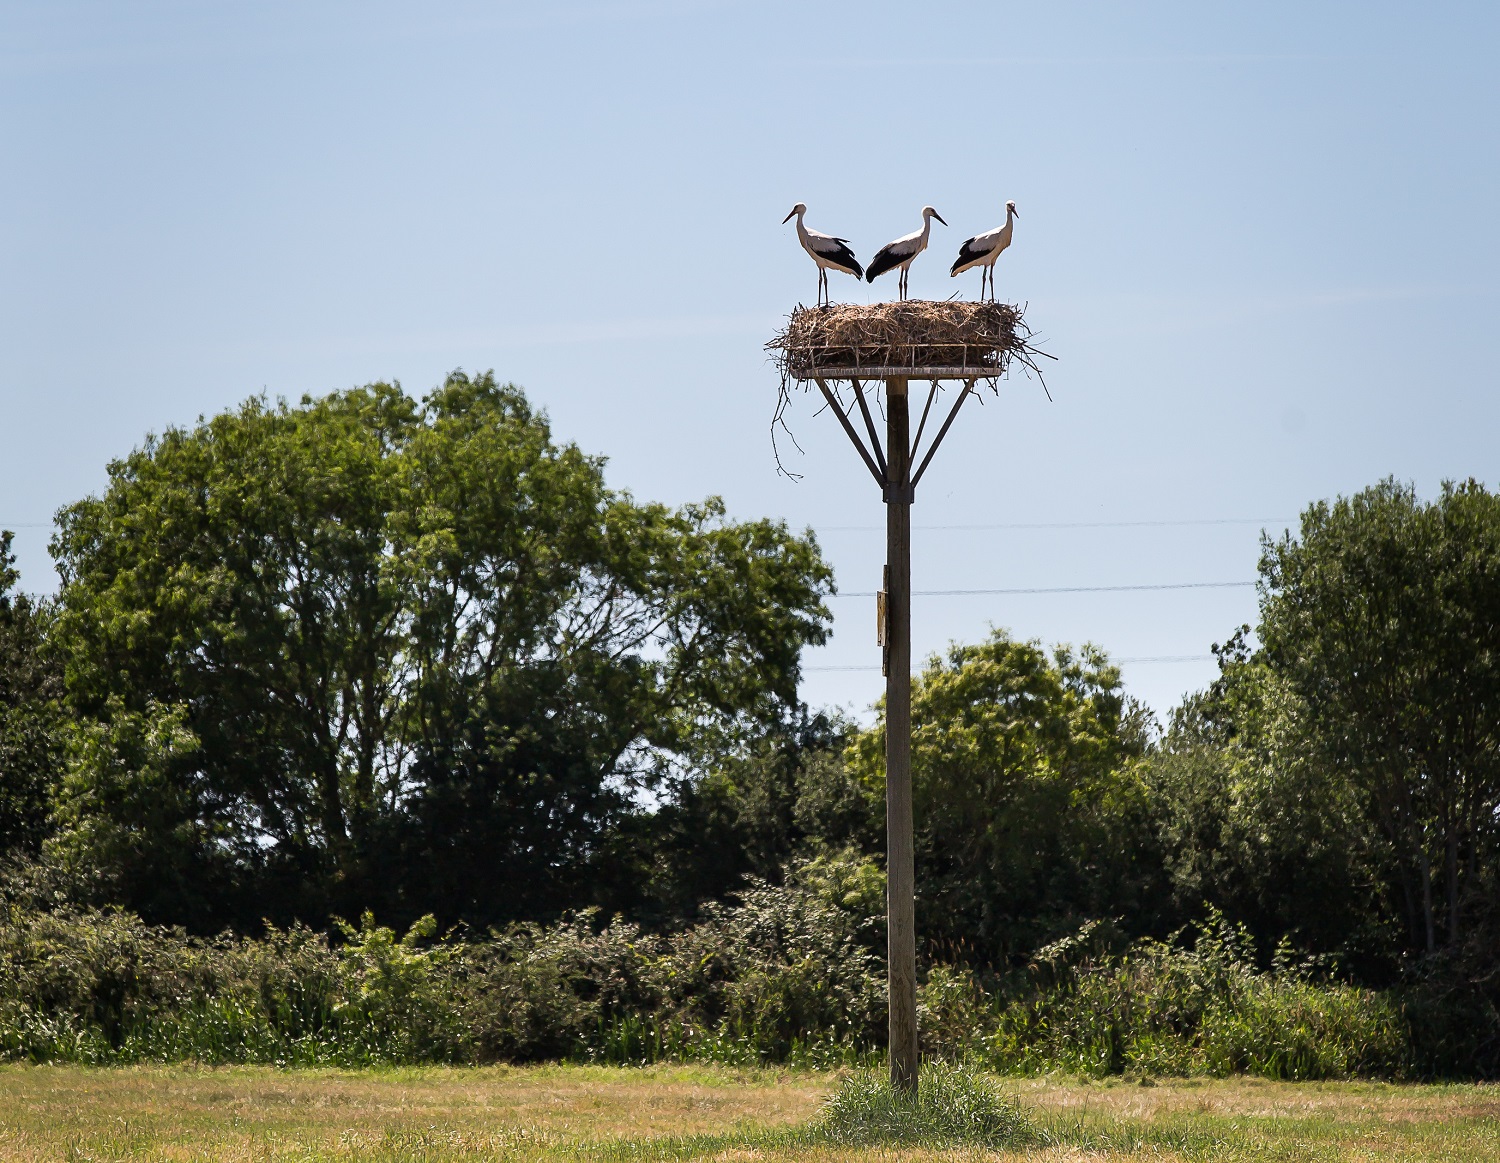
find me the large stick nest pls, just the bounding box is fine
[765,300,1053,477]
[766,300,1039,381]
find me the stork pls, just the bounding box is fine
[866,206,947,300]
[783,203,863,306]
[950,201,1018,301]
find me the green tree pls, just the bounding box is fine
[847,631,1163,967]
[1148,629,1390,971]
[611,710,880,924]
[0,532,64,857]
[1257,478,1500,957]
[49,373,833,930]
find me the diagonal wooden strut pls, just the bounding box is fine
[909,380,939,468]
[851,380,888,480]
[910,378,978,489]
[814,378,885,487]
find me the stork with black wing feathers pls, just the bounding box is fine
[783,203,863,306]
[866,206,946,300]
[950,201,1018,301]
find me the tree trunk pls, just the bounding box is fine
[1446,829,1460,947]
[1418,844,1436,955]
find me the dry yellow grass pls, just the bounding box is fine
[0,1063,817,1161]
[0,1064,1493,1162]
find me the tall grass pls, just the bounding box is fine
[815,1061,1038,1148]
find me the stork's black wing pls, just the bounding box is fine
[811,236,863,278]
[828,239,863,278]
[866,243,905,283]
[950,236,990,275]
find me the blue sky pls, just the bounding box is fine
[3,1,1497,720]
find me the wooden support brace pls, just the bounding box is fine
[910,378,978,490]
[813,378,885,488]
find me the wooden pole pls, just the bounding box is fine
[884,377,917,1096]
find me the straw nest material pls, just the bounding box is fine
[765,300,1053,478]
[766,300,1035,381]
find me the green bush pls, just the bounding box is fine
[0,893,1430,1076]
[978,914,1409,1080]
[0,862,886,1067]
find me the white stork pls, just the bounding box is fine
[866,206,947,300]
[783,203,863,306]
[950,201,1018,301]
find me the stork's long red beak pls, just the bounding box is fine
[782,209,796,224]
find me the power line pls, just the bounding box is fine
[817,517,1292,533]
[835,581,1255,598]
[807,654,1214,672]
[4,518,1293,532]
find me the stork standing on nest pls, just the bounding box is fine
[950,201,1018,301]
[866,206,947,300]
[783,203,863,307]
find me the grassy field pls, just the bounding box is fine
[0,1063,1494,1162]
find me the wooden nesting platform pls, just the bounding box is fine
[766,300,1028,383]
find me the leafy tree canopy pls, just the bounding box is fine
[1257,477,1500,959]
[847,631,1162,967]
[47,373,834,931]
[1150,478,1500,979]
[0,532,64,857]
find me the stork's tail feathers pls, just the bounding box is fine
[865,249,901,283]
[950,239,985,277]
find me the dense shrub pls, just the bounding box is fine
[0,856,885,1067]
[972,916,1409,1080]
[0,892,1440,1078]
